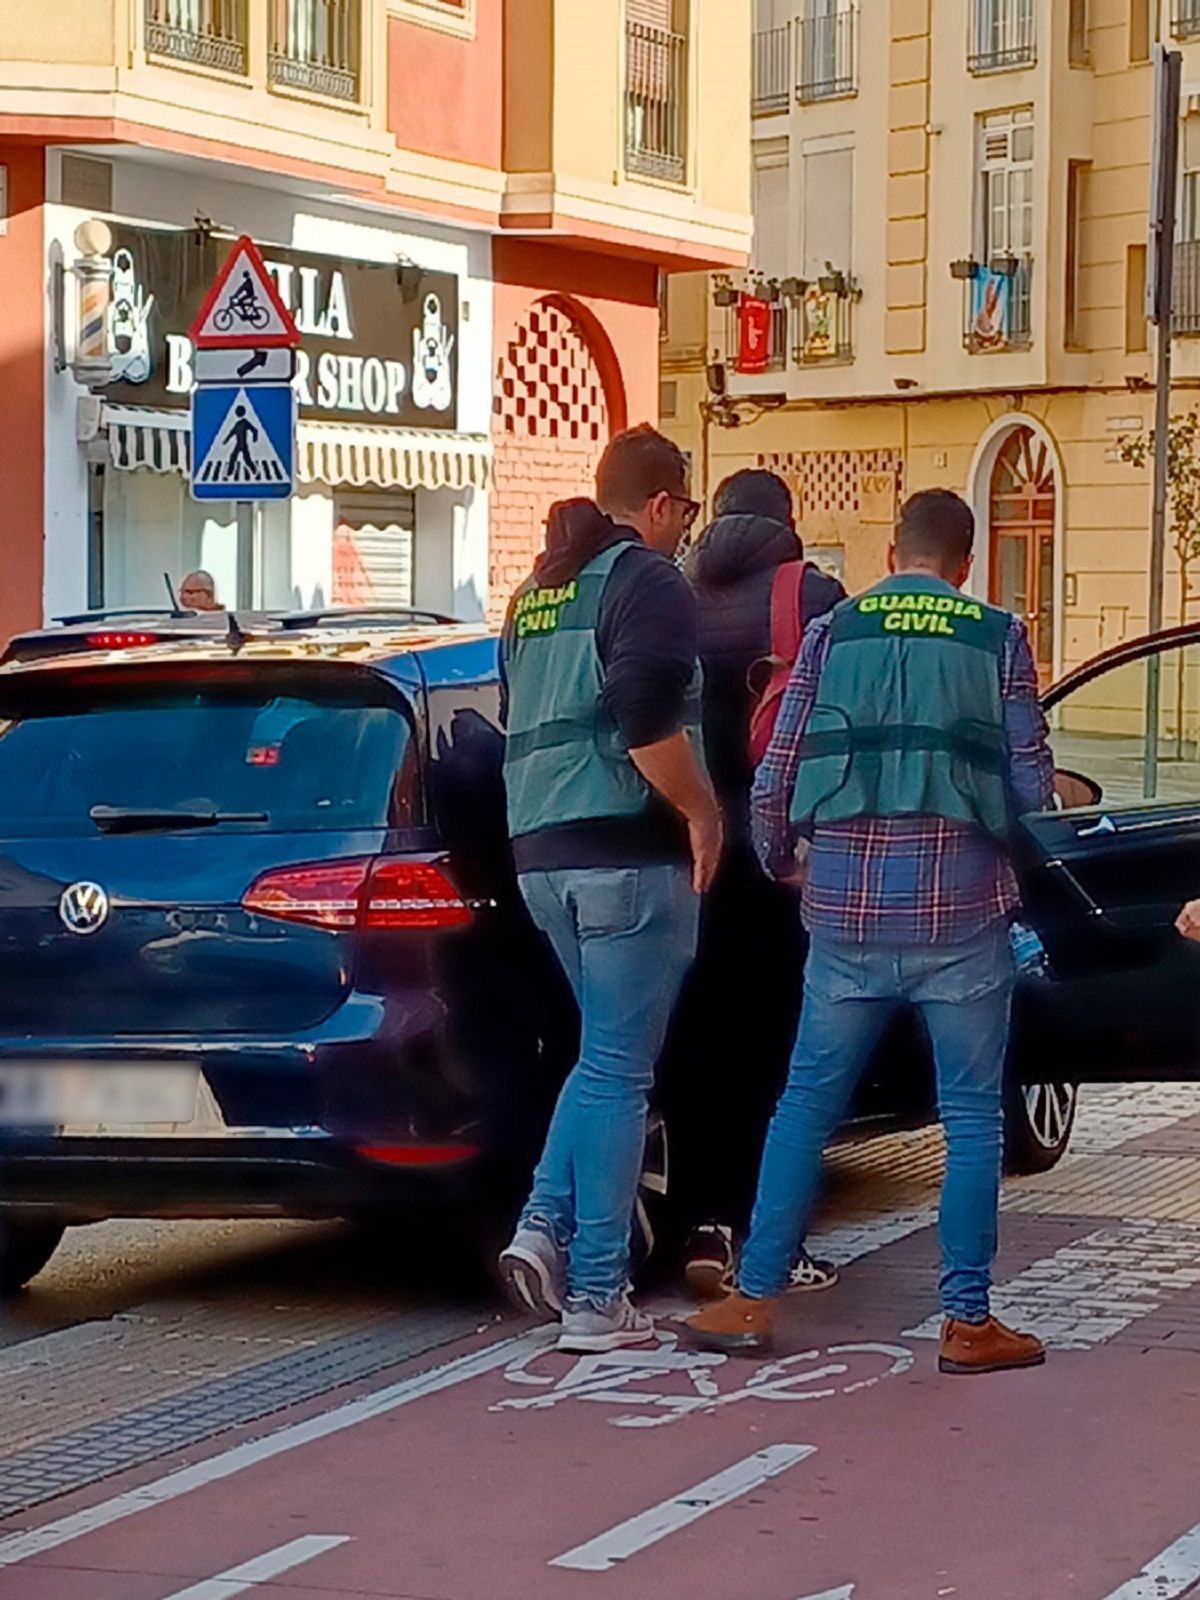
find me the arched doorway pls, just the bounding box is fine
[988,426,1057,687]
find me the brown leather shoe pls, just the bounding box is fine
[685,1291,777,1353]
[939,1316,1046,1375]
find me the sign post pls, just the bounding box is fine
[1144,46,1182,799]
[187,236,301,609]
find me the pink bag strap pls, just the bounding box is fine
[769,559,808,666]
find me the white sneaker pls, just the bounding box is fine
[499,1223,565,1319]
[558,1292,656,1353]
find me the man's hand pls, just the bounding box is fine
[1177,900,1200,942]
[687,807,724,895]
[773,837,810,890]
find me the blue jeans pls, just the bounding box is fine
[738,925,1014,1321]
[518,864,699,1309]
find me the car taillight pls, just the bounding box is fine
[85,631,161,649]
[242,857,471,931]
[364,859,472,930]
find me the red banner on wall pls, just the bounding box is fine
[736,294,771,374]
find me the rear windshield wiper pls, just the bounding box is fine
[89,806,269,834]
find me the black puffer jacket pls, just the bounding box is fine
[689,513,845,839]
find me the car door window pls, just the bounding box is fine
[1049,640,1200,808]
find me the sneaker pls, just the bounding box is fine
[685,1290,777,1354]
[499,1221,565,1319]
[558,1291,656,1353]
[787,1248,839,1293]
[938,1316,1046,1376]
[683,1222,735,1302]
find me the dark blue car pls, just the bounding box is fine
[0,615,572,1293]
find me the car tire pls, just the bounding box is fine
[0,1214,65,1297]
[1004,1080,1078,1175]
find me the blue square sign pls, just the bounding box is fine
[191,383,295,502]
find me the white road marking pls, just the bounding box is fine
[549,1443,815,1572]
[0,1326,555,1569]
[160,1536,350,1599]
[903,1219,1200,1347]
[794,1587,855,1600]
[1100,1519,1200,1599]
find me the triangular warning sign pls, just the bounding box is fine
[189,235,299,349]
[194,388,290,487]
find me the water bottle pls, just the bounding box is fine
[1009,918,1051,978]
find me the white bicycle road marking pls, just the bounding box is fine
[550,1443,816,1572]
[492,1332,913,1428]
[1100,1518,1200,1599]
[794,1588,855,1600]
[160,1536,350,1600]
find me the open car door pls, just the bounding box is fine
[1013,626,1200,1082]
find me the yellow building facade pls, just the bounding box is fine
[664,0,1200,686]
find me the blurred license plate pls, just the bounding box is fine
[0,1063,199,1127]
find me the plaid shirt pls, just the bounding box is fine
[751,584,1055,946]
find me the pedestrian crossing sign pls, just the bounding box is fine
[190,383,295,502]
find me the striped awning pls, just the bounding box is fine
[99,407,491,492]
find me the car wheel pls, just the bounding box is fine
[0,1214,65,1296]
[1004,1081,1078,1175]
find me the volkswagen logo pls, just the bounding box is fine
[58,881,110,936]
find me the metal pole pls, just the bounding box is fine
[236,500,254,610]
[1145,47,1182,799]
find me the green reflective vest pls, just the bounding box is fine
[789,575,1012,838]
[502,542,702,841]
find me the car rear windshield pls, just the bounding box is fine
[0,666,417,837]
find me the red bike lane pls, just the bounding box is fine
[1,1289,1198,1600]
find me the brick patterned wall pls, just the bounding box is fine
[489,298,610,624]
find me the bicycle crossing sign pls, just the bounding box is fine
[189,235,299,350]
[191,383,295,501]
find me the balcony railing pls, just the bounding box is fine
[957,256,1034,352]
[1174,241,1200,335]
[753,24,791,115]
[968,0,1036,73]
[269,0,361,100]
[145,0,247,74]
[625,21,688,184]
[796,9,856,103]
[1172,0,1200,39]
[717,274,858,373]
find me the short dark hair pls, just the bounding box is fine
[894,490,975,570]
[595,424,688,516]
[713,469,794,527]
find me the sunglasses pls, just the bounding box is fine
[664,491,702,530]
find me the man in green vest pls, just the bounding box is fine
[499,424,723,1354]
[688,489,1055,1374]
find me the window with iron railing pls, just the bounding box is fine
[753,24,791,114]
[969,0,1036,73]
[796,2,856,103]
[269,0,361,101]
[1173,0,1200,39]
[625,18,688,184]
[145,0,247,74]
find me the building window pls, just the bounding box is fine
[1177,119,1200,336]
[970,109,1034,348]
[269,1,362,103]
[1130,0,1153,62]
[625,1,689,185]
[1064,159,1089,348]
[796,0,857,104]
[144,0,248,76]
[388,0,474,39]
[1174,0,1200,40]
[1126,245,1149,352]
[1069,0,1090,65]
[969,0,1036,74]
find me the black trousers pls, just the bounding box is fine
[657,840,806,1235]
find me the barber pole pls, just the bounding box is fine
[72,252,113,387]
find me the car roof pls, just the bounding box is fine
[0,618,494,678]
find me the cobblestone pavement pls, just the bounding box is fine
[0,1083,1198,1599]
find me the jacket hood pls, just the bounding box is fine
[691,513,801,589]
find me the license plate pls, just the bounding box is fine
[0,1063,199,1128]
